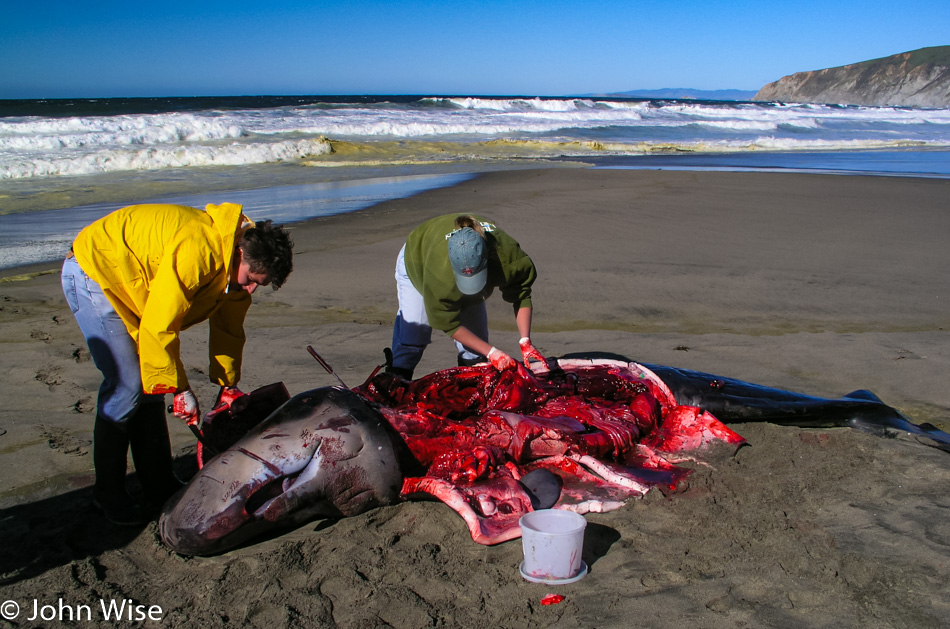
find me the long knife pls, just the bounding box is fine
[307,345,349,389]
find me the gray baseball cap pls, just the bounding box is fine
[447,227,487,295]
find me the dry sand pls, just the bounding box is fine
[1,169,949,628]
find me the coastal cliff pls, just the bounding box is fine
[754,46,950,108]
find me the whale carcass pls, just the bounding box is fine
[160,358,745,554]
[159,356,950,555]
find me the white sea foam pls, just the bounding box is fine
[696,119,780,131]
[0,113,246,149]
[2,97,949,179]
[3,137,331,178]
[442,97,601,112]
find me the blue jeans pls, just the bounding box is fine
[391,245,488,372]
[61,255,155,424]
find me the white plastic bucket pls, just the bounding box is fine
[519,509,588,584]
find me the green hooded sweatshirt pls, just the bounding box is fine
[403,214,536,335]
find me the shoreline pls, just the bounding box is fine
[2,167,949,627]
[3,147,948,220]
[3,149,950,273]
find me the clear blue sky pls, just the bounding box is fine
[2,0,948,99]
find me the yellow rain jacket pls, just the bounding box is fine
[72,203,253,394]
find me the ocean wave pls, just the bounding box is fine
[435,97,663,115]
[2,137,331,179]
[694,119,781,131]
[440,97,598,112]
[0,113,246,149]
[3,97,949,179]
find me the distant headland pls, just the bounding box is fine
[596,46,949,109]
[753,46,950,108]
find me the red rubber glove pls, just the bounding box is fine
[519,337,546,365]
[215,385,244,410]
[487,346,516,371]
[172,388,200,425]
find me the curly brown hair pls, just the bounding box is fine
[238,220,294,289]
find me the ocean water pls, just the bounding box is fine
[1,95,949,269]
[4,95,950,179]
[0,173,473,269]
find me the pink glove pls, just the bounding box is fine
[487,347,516,371]
[215,385,244,410]
[519,337,546,365]
[172,388,200,425]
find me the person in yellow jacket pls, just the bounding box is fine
[61,202,294,525]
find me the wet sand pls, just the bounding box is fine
[1,168,949,627]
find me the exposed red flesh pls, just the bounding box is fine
[356,360,745,544]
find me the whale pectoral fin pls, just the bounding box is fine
[518,468,562,510]
[199,382,292,467]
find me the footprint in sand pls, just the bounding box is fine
[41,426,91,456]
[30,329,52,343]
[72,396,95,414]
[70,346,90,363]
[0,295,22,314]
[35,365,64,389]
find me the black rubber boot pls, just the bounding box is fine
[382,347,414,380]
[92,415,148,526]
[384,366,414,380]
[127,397,184,512]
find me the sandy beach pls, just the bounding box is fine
[1,168,949,628]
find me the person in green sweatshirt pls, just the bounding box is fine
[387,213,546,379]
